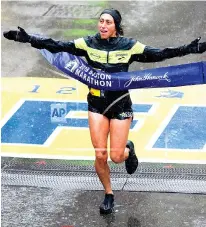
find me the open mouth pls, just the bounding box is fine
[100,30,108,34]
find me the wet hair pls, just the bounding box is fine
[100,8,124,36]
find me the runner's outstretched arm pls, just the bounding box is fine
[3,26,86,56]
[132,37,206,62]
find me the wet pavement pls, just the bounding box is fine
[2,186,206,227]
[1,1,206,227]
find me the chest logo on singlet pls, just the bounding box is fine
[118,56,126,60]
[115,53,129,61]
[90,52,101,59]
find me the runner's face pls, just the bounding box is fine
[98,14,117,39]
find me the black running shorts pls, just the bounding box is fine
[87,90,133,120]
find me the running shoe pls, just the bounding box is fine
[125,140,138,174]
[99,194,114,214]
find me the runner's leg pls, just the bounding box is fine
[88,111,112,194]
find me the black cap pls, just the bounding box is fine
[100,9,122,34]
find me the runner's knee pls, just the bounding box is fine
[95,149,108,163]
[110,152,124,164]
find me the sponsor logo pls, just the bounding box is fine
[116,53,128,60]
[115,53,128,57]
[65,60,79,72]
[90,52,101,59]
[118,56,126,60]
[119,112,133,118]
[124,72,171,88]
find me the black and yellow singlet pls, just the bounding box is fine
[29,32,188,119]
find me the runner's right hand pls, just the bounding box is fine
[186,37,206,54]
[3,26,30,43]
